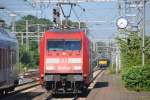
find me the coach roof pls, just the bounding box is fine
[0,28,17,43]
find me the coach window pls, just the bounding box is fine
[12,50,15,69]
[8,49,12,72]
[9,49,12,71]
[2,49,4,70]
[6,49,9,70]
[11,50,14,69]
[12,50,16,66]
[5,49,7,70]
[1,49,3,71]
[4,49,6,69]
[12,50,15,64]
[0,48,1,70]
[9,49,13,70]
[8,49,10,68]
[7,49,9,70]
[4,49,8,70]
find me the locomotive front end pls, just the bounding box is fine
[40,30,88,94]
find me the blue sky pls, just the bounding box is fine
[37,2,118,39]
[0,0,150,40]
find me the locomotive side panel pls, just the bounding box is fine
[40,37,45,84]
[82,33,90,84]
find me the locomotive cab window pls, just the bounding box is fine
[64,40,81,50]
[47,40,81,51]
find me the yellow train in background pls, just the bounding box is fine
[98,59,109,68]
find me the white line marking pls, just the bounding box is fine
[88,70,104,89]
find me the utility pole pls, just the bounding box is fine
[37,24,40,46]
[26,20,29,51]
[142,0,146,66]
[78,21,81,29]
[10,13,16,32]
[21,33,24,45]
[118,0,149,66]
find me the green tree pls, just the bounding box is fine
[117,30,150,91]
[21,51,32,65]
[16,15,87,69]
[116,31,142,68]
[15,15,53,69]
[62,20,86,28]
[15,15,53,32]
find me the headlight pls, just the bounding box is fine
[73,66,82,70]
[46,58,59,64]
[46,66,55,70]
[68,58,82,64]
[41,74,44,77]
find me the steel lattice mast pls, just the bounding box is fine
[118,0,149,66]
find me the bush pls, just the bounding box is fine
[122,65,150,91]
[19,44,39,69]
[19,62,27,73]
[21,51,32,65]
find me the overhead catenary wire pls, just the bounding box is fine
[72,7,81,22]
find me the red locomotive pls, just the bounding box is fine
[39,28,94,94]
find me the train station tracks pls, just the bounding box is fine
[2,69,150,100]
[32,69,104,100]
[1,69,104,100]
[15,81,40,93]
[0,79,40,99]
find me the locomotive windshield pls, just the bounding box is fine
[47,40,81,51]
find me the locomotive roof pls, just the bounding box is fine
[0,28,18,43]
[48,28,86,33]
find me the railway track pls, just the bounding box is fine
[33,69,105,100]
[32,90,87,100]
[15,81,40,93]
[1,69,104,100]
[0,80,40,99]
